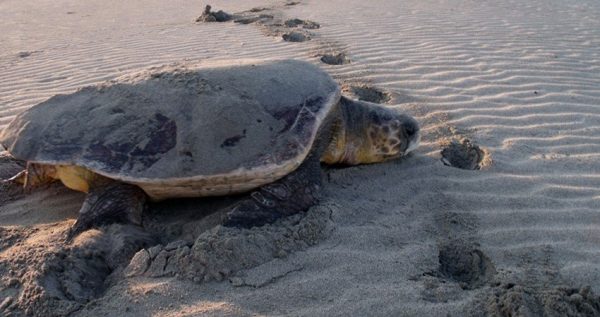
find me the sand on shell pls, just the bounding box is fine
[2,0,600,316]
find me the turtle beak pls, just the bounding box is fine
[405,130,420,154]
[401,115,420,155]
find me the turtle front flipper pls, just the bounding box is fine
[67,181,147,241]
[224,150,322,228]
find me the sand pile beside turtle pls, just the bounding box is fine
[125,204,334,282]
[0,224,154,316]
[0,200,333,316]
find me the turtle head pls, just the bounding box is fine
[362,106,420,163]
[322,97,420,165]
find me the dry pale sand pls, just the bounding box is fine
[1,0,600,316]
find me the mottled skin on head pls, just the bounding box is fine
[322,96,420,165]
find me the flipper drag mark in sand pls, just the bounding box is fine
[195,2,318,44]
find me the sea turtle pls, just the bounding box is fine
[0,59,420,240]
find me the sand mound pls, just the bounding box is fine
[126,204,334,282]
[0,224,155,316]
[475,284,600,317]
[196,5,232,23]
[0,195,334,316]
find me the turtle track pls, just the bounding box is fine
[196,2,319,44]
[419,176,600,316]
[441,138,490,170]
[342,84,392,104]
[196,2,397,110]
[282,31,310,42]
[320,52,350,65]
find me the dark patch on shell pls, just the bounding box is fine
[85,142,130,172]
[181,150,193,158]
[220,131,247,148]
[283,108,316,162]
[268,96,321,164]
[83,113,177,171]
[304,96,324,113]
[276,141,302,163]
[291,108,316,142]
[130,114,177,157]
[271,107,301,133]
[269,96,323,133]
[42,144,82,162]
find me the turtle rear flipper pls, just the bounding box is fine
[67,181,147,241]
[0,151,26,181]
[0,153,27,205]
[224,141,323,228]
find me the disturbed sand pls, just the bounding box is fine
[1,0,600,316]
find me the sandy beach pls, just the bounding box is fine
[1,0,600,316]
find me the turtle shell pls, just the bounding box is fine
[0,59,340,200]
